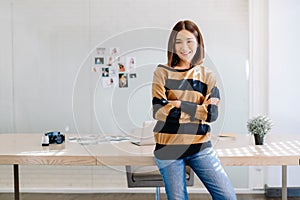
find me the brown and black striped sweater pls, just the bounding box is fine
[152,64,220,160]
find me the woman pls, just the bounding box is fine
[152,20,236,200]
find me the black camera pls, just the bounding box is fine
[46,131,65,144]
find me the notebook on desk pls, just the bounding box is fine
[131,121,156,146]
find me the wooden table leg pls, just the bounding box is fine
[282,165,287,200]
[13,164,20,200]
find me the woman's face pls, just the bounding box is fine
[175,30,198,65]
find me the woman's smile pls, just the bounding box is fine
[175,30,198,66]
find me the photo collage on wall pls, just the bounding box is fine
[92,47,137,88]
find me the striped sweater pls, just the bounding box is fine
[152,64,220,159]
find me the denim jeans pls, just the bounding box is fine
[155,147,237,200]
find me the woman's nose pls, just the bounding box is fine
[182,43,189,51]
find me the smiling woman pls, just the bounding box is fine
[152,20,237,200]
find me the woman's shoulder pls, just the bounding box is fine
[159,63,169,67]
[195,65,215,75]
[157,64,173,70]
[152,64,169,77]
[194,65,217,84]
[154,64,176,73]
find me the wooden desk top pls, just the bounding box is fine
[90,134,300,166]
[0,133,299,166]
[0,133,96,165]
[213,134,300,166]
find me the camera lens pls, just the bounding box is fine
[55,135,63,144]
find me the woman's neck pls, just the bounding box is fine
[174,61,191,70]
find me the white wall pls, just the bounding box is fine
[0,0,250,191]
[11,0,90,132]
[268,0,300,187]
[0,0,14,131]
[0,0,249,135]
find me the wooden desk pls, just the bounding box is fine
[89,134,300,200]
[0,133,96,200]
[85,134,300,166]
[0,134,96,166]
[0,133,299,200]
[214,134,300,200]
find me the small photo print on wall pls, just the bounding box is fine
[107,56,114,66]
[110,47,120,56]
[119,73,128,88]
[96,47,106,55]
[92,66,98,73]
[102,67,109,77]
[114,56,122,67]
[126,57,136,72]
[92,66,103,73]
[95,57,104,65]
[129,73,137,78]
[118,63,126,72]
[102,77,117,88]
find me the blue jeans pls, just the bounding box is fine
[155,147,237,200]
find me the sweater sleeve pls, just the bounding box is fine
[180,74,220,122]
[152,68,190,123]
[152,67,184,122]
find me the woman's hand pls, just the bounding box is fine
[168,100,181,108]
[203,98,219,106]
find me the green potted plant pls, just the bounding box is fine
[247,115,273,145]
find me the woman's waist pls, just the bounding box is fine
[154,120,211,135]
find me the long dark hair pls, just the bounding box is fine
[167,20,205,67]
